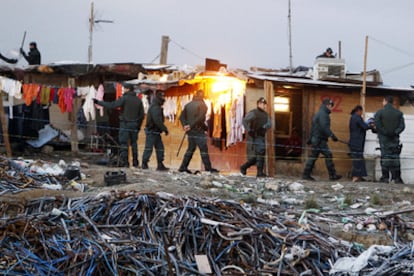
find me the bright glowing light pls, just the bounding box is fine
[274,96,290,112]
[159,74,168,82]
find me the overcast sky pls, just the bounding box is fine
[1,0,413,87]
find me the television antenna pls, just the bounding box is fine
[88,1,113,64]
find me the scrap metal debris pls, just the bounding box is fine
[0,190,413,275]
[0,156,413,274]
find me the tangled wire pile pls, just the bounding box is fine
[0,190,413,275]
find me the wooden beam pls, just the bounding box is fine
[264,81,275,176]
[68,78,79,153]
[160,35,169,65]
[0,92,12,157]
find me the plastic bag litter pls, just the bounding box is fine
[329,245,394,275]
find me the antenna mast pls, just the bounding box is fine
[288,0,293,72]
[88,1,113,64]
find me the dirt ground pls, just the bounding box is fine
[8,149,413,214]
[2,149,414,248]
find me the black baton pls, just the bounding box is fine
[176,132,186,157]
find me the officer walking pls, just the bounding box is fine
[178,89,218,174]
[142,90,169,171]
[302,98,342,181]
[374,95,405,184]
[240,97,271,177]
[94,83,144,167]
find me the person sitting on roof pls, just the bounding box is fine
[316,47,335,58]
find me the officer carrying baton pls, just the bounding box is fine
[176,132,186,157]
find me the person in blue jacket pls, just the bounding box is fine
[348,105,371,182]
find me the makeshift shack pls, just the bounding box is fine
[247,68,414,182]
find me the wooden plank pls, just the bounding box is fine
[68,78,79,153]
[264,81,275,176]
[195,254,212,274]
[0,92,12,157]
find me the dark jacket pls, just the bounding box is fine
[146,97,167,133]
[310,104,334,142]
[0,53,17,64]
[22,48,41,65]
[349,113,370,151]
[97,91,144,127]
[374,103,405,138]
[242,108,270,137]
[179,94,207,131]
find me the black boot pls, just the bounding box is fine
[240,164,248,175]
[142,161,149,170]
[393,170,404,184]
[379,169,389,183]
[329,174,342,181]
[240,159,255,175]
[157,162,169,171]
[256,161,267,177]
[302,169,315,181]
[302,174,315,181]
[178,167,192,174]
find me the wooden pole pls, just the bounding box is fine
[68,78,79,154]
[361,35,369,119]
[160,35,169,65]
[0,92,12,157]
[264,81,275,177]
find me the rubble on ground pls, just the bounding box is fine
[0,155,413,274]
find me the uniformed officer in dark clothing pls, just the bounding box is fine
[374,95,405,184]
[240,97,271,177]
[20,42,41,65]
[178,89,218,174]
[94,83,144,167]
[142,90,169,171]
[302,98,342,181]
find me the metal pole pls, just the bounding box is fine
[361,35,368,119]
[88,1,94,64]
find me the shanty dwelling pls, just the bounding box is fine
[0,63,146,156]
[131,66,247,172]
[247,68,414,182]
[1,61,249,173]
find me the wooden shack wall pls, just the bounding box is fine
[301,88,412,180]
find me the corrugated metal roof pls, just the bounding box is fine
[248,73,414,92]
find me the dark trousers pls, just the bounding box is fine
[379,136,401,180]
[243,136,266,172]
[179,130,212,170]
[118,121,139,166]
[142,129,165,163]
[303,139,337,176]
[350,147,367,177]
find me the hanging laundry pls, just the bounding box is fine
[81,85,97,121]
[95,84,104,116]
[22,83,41,106]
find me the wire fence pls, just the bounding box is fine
[3,114,414,174]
